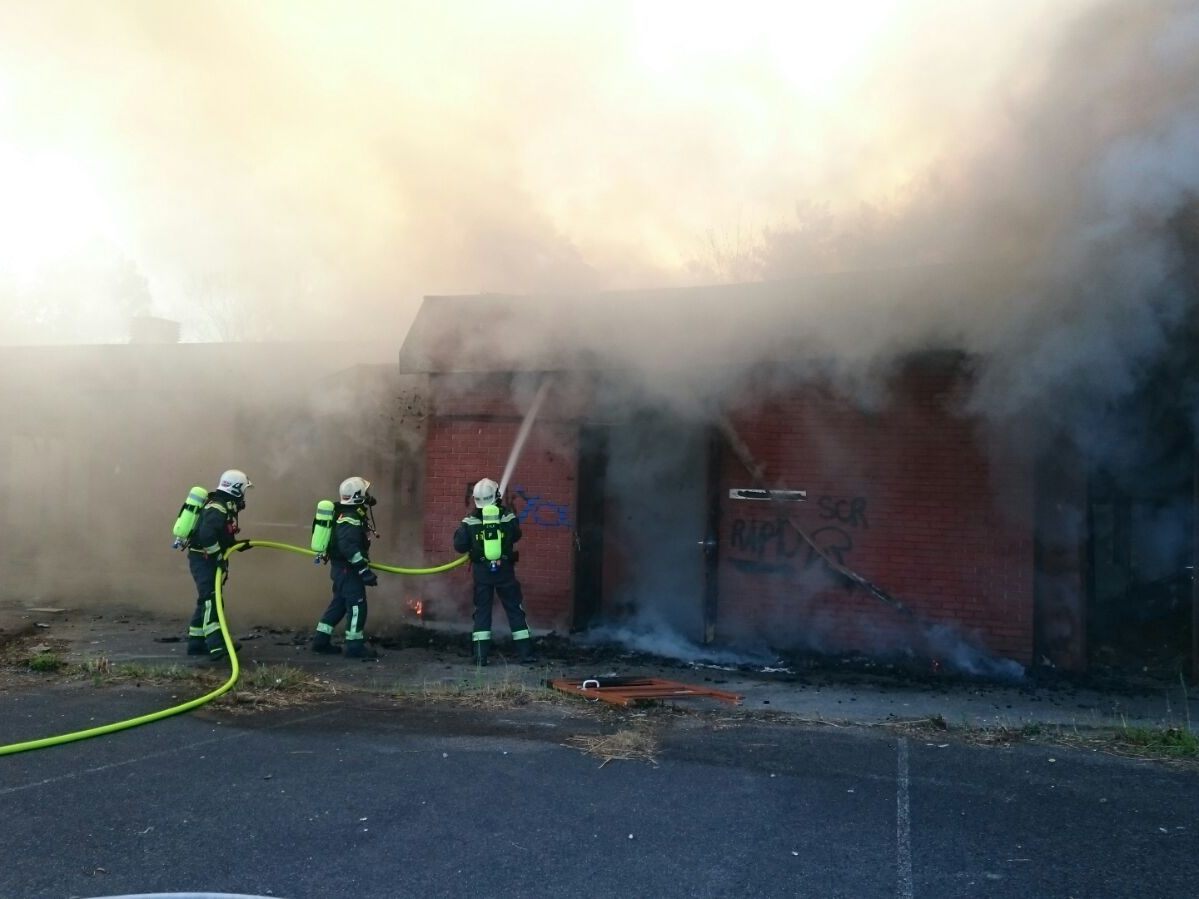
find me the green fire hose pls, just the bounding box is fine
[0,541,467,757]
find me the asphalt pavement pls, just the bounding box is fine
[2,682,1197,899]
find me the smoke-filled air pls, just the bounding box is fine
[1,0,1197,667]
[6,0,1191,357]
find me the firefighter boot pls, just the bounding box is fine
[187,638,207,656]
[344,640,379,660]
[515,638,537,665]
[207,640,242,661]
[473,639,490,667]
[312,632,341,655]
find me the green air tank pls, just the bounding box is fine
[171,486,209,548]
[481,504,503,562]
[310,500,336,555]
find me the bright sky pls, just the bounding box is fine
[0,0,1091,340]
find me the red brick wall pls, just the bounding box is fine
[420,365,1037,663]
[717,363,1036,664]
[421,374,579,631]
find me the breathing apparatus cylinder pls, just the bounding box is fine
[171,486,209,549]
[310,500,336,563]
[481,504,503,567]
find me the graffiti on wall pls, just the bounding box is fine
[728,496,869,577]
[511,485,573,529]
[461,481,574,529]
[816,496,868,530]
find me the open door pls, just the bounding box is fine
[572,409,719,643]
[1086,474,1194,676]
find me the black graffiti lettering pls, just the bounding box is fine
[803,525,854,569]
[729,502,865,578]
[729,517,805,559]
[817,495,869,530]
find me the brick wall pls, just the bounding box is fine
[420,364,1038,662]
[421,374,579,631]
[717,361,1036,664]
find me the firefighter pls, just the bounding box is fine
[311,476,380,659]
[453,477,535,666]
[186,469,252,660]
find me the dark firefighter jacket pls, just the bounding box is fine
[188,491,242,556]
[453,505,522,565]
[329,504,371,572]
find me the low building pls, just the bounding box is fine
[401,272,1197,675]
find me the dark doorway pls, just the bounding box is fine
[1087,478,1194,675]
[572,408,719,642]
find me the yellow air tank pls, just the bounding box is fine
[310,499,336,560]
[171,486,209,549]
[481,504,503,562]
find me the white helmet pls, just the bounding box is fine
[217,469,252,498]
[472,478,499,509]
[339,476,372,505]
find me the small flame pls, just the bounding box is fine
[407,598,424,618]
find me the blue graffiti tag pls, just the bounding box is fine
[511,486,573,529]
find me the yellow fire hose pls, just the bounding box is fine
[0,541,467,757]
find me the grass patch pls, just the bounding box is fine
[0,635,70,670]
[82,656,112,676]
[28,652,65,673]
[238,664,317,692]
[889,716,1199,766]
[564,727,660,768]
[74,656,218,687]
[220,664,337,712]
[29,655,329,710]
[112,662,196,681]
[398,670,561,709]
[1115,725,1199,758]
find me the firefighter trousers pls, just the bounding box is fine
[188,553,228,654]
[471,562,530,643]
[315,565,369,646]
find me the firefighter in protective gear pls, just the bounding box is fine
[453,477,535,666]
[186,470,252,659]
[311,476,380,659]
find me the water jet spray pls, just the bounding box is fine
[499,377,552,498]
